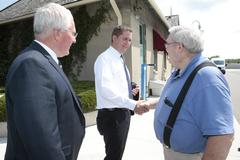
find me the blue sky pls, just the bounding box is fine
[0,0,18,10]
[155,0,240,59]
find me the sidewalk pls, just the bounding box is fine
[79,109,164,160]
[1,109,240,159]
[79,110,240,160]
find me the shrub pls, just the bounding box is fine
[78,90,96,113]
[72,80,96,112]
[0,95,6,122]
[0,87,4,94]
[71,80,95,93]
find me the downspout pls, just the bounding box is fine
[110,0,122,25]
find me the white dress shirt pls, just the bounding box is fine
[34,40,59,65]
[94,46,137,110]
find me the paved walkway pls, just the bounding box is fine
[79,109,164,160]
[1,109,240,159]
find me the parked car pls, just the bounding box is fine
[211,57,226,74]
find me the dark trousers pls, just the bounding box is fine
[97,109,131,160]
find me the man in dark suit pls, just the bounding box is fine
[4,3,85,160]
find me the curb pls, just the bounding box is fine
[85,111,97,127]
[0,122,7,138]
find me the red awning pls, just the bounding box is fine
[153,30,166,51]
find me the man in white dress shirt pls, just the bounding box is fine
[94,25,148,160]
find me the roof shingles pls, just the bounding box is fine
[0,0,79,23]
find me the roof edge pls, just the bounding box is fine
[147,0,170,29]
[0,0,101,25]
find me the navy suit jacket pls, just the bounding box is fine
[5,41,85,160]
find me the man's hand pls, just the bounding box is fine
[139,99,159,109]
[132,87,139,96]
[134,100,149,115]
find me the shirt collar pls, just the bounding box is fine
[109,46,122,59]
[173,53,208,79]
[34,40,59,64]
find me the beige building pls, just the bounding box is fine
[80,0,171,84]
[0,0,173,95]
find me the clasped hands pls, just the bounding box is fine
[134,99,157,115]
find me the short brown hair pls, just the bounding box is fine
[111,25,132,42]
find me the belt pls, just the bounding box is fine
[163,144,201,154]
[99,108,129,112]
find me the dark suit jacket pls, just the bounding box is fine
[4,41,85,160]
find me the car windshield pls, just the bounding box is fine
[213,60,224,65]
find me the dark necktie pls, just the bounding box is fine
[58,60,63,69]
[121,55,133,99]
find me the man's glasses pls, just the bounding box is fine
[68,31,78,38]
[72,32,78,38]
[62,29,78,38]
[164,42,178,48]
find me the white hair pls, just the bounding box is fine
[34,3,73,38]
[169,26,204,53]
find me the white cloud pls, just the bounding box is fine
[155,0,240,59]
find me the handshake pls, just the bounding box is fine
[133,99,158,115]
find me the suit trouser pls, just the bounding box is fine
[163,145,203,160]
[97,109,131,160]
